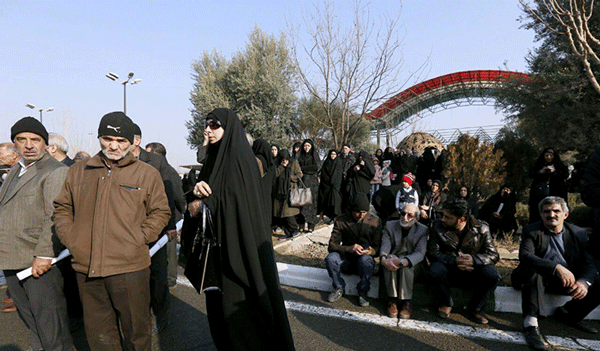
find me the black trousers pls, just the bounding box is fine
[521,271,600,320]
[5,268,73,351]
[279,216,299,237]
[150,242,171,327]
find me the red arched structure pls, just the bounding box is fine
[366,70,529,129]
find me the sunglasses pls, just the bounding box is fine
[205,119,222,130]
[400,211,416,219]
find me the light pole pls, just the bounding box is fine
[26,104,54,124]
[106,72,142,115]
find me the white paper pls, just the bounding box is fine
[17,249,71,280]
[149,234,169,257]
[496,203,504,214]
[176,219,184,232]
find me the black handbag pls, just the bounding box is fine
[184,203,222,294]
[289,178,313,207]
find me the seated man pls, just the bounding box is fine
[380,204,428,319]
[427,199,501,324]
[512,196,599,350]
[325,193,382,307]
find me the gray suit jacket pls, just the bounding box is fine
[0,153,68,270]
[380,220,429,266]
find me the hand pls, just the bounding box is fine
[32,257,52,278]
[351,244,365,255]
[456,253,474,271]
[188,199,202,217]
[360,160,365,166]
[166,229,178,241]
[361,246,375,256]
[493,212,501,218]
[555,265,576,288]
[281,159,289,167]
[382,257,399,271]
[569,280,589,300]
[420,210,428,219]
[401,258,409,267]
[354,165,361,171]
[203,131,210,146]
[193,181,212,198]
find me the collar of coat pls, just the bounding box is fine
[86,151,137,169]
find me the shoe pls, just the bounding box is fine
[291,231,301,238]
[468,310,488,324]
[523,326,546,350]
[437,306,451,319]
[358,293,369,307]
[327,289,343,303]
[387,301,398,318]
[554,306,598,334]
[3,297,13,304]
[1,304,17,313]
[0,284,7,290]
[399,301,413,320]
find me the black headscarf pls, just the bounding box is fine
[253,138,274,174]
[291,141,302,159]
[298,139,321,175]
[274,149,292,200]
[190,108,294,350]
[271,143,283,167]
[320,149,342,187]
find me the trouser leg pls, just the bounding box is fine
[107,268,152,351]
[428,261,453,307]
[76,273,122,351]
[383,269,398,299]
[325,252,348,291]
[468,265,501,312]
[6,269,73,351]
[522,272,546,318]
[150,243,170,327]
[166,238,178,287]
[280,216,299,237]
[397,265,415,300]
[356,255,375,294]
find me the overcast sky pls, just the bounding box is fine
[0,1,536,169]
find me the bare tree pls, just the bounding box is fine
[520,0,600,96]
[290,0,422,149]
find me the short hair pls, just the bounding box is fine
[73,151,91,161]
[0,142,18,154]
[145,142,167,157]
[48,133,69,153]
[442,198,470,219]
[538,196,569,214]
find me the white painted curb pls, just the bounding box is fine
[277,262,600,320]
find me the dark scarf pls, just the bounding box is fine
[274,149,292,200]
[253,138,274,174]
[320,150,342,187]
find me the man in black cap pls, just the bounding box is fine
[54,111,170,350]
[0,117,73,350]
[325,192,382,307]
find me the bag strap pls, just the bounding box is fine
[297,177,308,189]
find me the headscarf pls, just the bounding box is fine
[298,139,321,175]
[291,141,302,159]
[274,149,292,200]
[271,143,283,167]
[253,138,274,174]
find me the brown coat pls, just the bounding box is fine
[0,153,68,270]
[273,160,302,218]
[53,152,171,277]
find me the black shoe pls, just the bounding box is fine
[467,310,489,325]
[327,289,343,303]
[358,293,369,307]
[523,326,546,350]
[554,306,599,334]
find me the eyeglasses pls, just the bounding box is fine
[205,119,222,130]
[400,211,416,219]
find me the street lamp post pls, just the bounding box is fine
[106,72,142,115]
[26,104,54,124]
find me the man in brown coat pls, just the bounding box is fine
[53,112,170,351]
[325,193,382,307]
[0,117,73,351]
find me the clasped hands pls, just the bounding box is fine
[382,255,409,271]
[555,265,588,300]
[349,244,374,256]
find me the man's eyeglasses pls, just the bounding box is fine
[400,211,416,219]
[205,119,222,130]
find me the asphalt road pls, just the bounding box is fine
[1,269,599,351]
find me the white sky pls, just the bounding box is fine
[0,1,536,170]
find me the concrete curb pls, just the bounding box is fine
[276,262,600,320]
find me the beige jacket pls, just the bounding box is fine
[53,152,170,277]
[0,153,68,270]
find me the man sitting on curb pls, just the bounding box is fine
[512,196,600,350]
[325,193,382,307]
[427,198,501,324]
[380,204,428,319]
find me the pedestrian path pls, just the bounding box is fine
[284,300,600,351]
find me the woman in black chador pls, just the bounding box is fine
[298,139,321,232]
[184,108,295,350]
[345,150,376,202]
[527,147,568,224]
[318,149,343,220]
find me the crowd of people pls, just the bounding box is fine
[0,110,599,351]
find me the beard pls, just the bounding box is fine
[400,219,415,228]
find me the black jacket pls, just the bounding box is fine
[427,217,499,266]
[512,222,597,287]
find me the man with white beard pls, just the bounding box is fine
[380,204,428,319]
